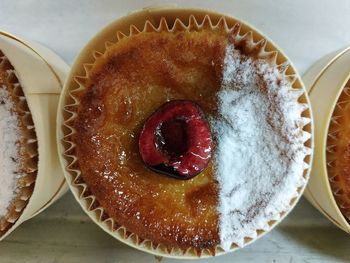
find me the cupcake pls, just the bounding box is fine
[303,46,350,233]
[0,49,37,236]
[58,8,312,257]
[0,31,69,240]
[327,84,350,220]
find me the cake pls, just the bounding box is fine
[0,49,37,236]
[64,16,311,255]
[327,85,350,221]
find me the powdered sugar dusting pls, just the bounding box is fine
[0,86,22,218]
[214,45,309,250]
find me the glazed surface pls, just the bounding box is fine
[73,29,229,250]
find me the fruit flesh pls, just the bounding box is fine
[157,118,188,157]
[73,30,227,250]
[139,100,213,179]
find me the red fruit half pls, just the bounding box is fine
[138,100,213,179]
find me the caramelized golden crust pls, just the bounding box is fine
[73,30,229,250]
[327,86,350,221]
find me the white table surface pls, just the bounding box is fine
[1,0,350,262]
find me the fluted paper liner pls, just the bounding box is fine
[58,7,312,258]
[303,46,350,233]
[0,50,38,237]
[0,31,69,240]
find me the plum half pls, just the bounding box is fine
[138,100,213,179]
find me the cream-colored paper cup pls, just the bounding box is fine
[0,31,69,240]
[303,47,350,233]
[57,7,313,258]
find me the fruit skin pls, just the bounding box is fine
[138,100,213,179]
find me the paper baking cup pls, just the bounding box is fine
[57,7,313,258]
[0,31,69,241]
[303,46,350,233]
[0,50,38,236]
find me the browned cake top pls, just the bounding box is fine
[73,29,229,250]
[327,86,350,221]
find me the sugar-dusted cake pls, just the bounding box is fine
[0,49,37,236]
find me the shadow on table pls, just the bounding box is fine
[279,214,350,262]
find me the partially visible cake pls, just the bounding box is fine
[0,49,37,236]
[327,85,350,221]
